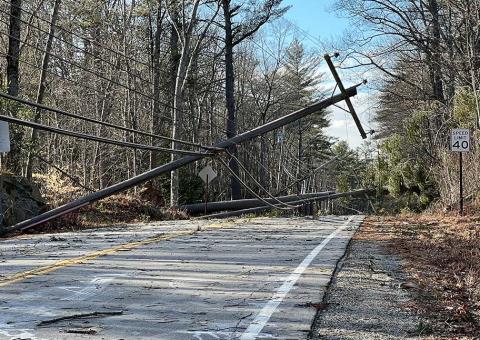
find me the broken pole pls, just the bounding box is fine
[2,85,359,235]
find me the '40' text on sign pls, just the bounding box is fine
[451,129,470,152]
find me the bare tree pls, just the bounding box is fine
[4,0,23,173]
[221,0,288,199]
[166,0,219,206]
[25,0,61,180]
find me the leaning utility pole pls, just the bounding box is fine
[1,84,361,235]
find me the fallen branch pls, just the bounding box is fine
[37,311,123,326]
[65,328,98,335]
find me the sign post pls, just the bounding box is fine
[451,129,470,215]
[0,122,11,153]
[198,165,217,216]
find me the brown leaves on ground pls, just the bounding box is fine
[365,214,480,338]
[21,194,189,235]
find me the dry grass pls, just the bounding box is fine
[366,213,480,338]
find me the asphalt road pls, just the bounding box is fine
[0,215,363,340]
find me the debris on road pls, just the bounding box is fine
[37,311,123,327]
[64,328,99,335]
[0,216,363,339]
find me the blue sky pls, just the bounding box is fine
[281,0,375,150]
[283,0,349,42]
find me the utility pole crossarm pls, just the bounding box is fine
[324,54,368,139]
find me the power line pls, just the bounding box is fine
[2,0,152,69]
[239,142,280,189]
[2,84,360,233]
[16,143,94,192]
[0,26,230,134]
[1,4,335,139]
[0,28,171,116]
[0,5,157,86]
[222,149,300,208]
[275,155,340,195]
[0,114,211,156]
[0,1,228,90]
[0,4,223,87]
[0,48,230,136]
[0,91,219,151]
[280,18,324,50]
[216,155,298,211]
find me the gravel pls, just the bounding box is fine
[309,226,425,339]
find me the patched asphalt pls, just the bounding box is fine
[0,216,363,340]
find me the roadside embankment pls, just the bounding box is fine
[311,214,480,339]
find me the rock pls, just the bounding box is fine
[0,174,46,228]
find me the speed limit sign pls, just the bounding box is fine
[451,129,470,152]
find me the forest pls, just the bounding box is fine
[0,0,479,224]
[335,0,480,212]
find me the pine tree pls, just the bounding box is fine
[283,39,330,193]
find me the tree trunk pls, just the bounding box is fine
[222,0,241,200]
[428,0,444,103]
[169,7,183,207]
[25,0,61,180]
[6,0,21,97]
[296,119,303,195]
[4,0,23,173]
[150,3,165,169]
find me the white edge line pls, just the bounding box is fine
[239,216,355,340]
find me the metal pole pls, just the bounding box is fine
[460,152,464,216]
[1,85,359,234]
[204,174,209,216]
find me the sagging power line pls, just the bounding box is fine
[0,25,231,135]
[0,114,210,156]
[0,91,219,151]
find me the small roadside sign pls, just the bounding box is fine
[0,122,10,153]
[198,165,217,184]
[276,131,285,144]
[451,128,470,152]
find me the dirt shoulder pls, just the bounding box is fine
[310,214,480,339]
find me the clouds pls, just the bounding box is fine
[326,88,378,149]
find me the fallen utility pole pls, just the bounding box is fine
[199,189,371,219]
[1,84,360,235]
[179,191,335,214]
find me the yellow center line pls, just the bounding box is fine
[0,220,241,288]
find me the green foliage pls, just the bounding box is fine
[328,141,368,210]
[374,131,437,212]
[178,167,204,204]
[453,87,478,129]
[405,110,431,144]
